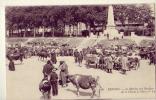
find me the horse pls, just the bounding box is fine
[7,52,24,63]
[67,74,98,98]
[37,51,49,61]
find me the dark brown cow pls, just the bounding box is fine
[37,51,49,60]
[7,53,23,63]
[68,74,97,98]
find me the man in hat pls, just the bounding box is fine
[107,34,109,40]
[77,51,84,66]
[8,59,15,71]
[149,51,155,65]
[121,53,129,74]
[74,49,79,63]
[98,54,104,70]
[50,50,57,64]
[59,61,68,87]
[43,60,54,78]
[114,54,121,70]
[55,47,60,56]
[49,69,58,96]
[105,53,113,73]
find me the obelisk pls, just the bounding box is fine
[105,5,120,39]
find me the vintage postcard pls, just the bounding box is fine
[1,0,156,100]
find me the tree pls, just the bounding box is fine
[114,4,153,24]
[5,4,154,37]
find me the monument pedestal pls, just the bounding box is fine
[106,27,120,39]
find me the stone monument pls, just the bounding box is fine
[105,5,121,39]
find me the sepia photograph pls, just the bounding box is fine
[4,1,156,100]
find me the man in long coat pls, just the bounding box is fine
[59,61,68,87]
[8,59,15,71]
[42,60,54,78]
[77,51,83,66]
[105,54,113,73]
[99,55,105,70]
[55,48,60,56]
[74,49,79,63]
[114,54,121,70]
[153,52,156,65]
[51,50,57,64]
[121,54,129,74]
[50,70,58,96]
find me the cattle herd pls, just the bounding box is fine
[6,38,156,98]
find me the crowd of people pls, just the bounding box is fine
[7,41,156,72]
[72,46,139,74]
[6,39,156,98]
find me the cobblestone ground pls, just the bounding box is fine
[6,56,155,100]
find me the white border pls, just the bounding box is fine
[1,0,156,6]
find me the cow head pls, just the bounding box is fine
[89,77,97,88]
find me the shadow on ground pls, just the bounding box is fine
[66,88,92,97]
[40,95,51,100]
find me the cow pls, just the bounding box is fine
[7,52,24,63]
[67,74,98,98]
[37,51,49,61]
